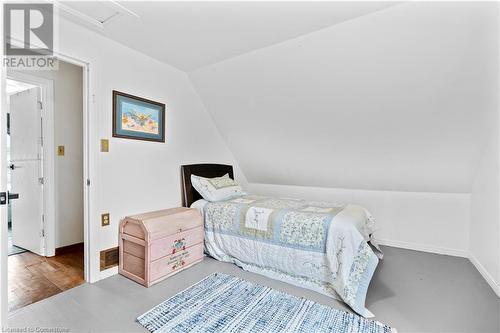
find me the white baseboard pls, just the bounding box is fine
[99,266,118,280]
[469,254,500,298]
[374,238,468,258]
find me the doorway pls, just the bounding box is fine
[7,80,42,257]
[6,60,86,312]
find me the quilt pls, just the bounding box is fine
[197,194,382,318]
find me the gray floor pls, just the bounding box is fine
[7,246,500,332]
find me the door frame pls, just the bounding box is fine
[1,4,7,326]
[7,72,55,257]
[0,53,92,325]
[55,54,91,285]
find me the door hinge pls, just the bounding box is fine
[41,214,45,237]
[86,179,91,186]
[40,117,43,146]
[38,177,44,185]
[37,101,43,110]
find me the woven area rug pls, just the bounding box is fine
[137,273,396,333]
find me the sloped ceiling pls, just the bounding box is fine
[61,1,398,71]
[189,2,498,193]
[62,1,498,193]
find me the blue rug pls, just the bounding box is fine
[137,273,395,333]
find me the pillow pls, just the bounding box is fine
[191,173,245,202]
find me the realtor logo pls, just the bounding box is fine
[3,3,57,70]
[4,3,53,56]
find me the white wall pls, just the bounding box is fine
[190,2,497,194]
[56,18,244,280]
[470,129,500,295]
[24,62,85,248]
[469,31,500,295]
[247,183,470,257]
[188,1,500,293]
[54,63,84,248]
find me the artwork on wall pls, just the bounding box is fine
[112,90,165,142]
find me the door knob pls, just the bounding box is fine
[9,164,15,170]
[7,192,19,203]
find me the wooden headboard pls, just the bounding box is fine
[181,164,234,207]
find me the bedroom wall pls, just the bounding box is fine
[469,30,500,296]
[470,124,500,296]
[247,183,470,257]
[54,18,244,281]
[189,1,497,194]
[189,2,498,268]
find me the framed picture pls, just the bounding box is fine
[112,90,165,142]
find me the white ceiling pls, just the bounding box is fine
[61,1,398,71]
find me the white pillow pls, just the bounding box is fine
[191,173,245,202]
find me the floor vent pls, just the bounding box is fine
[100,247,119,271]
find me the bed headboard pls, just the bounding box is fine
[181,164,234,207]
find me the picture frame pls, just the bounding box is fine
[112,90,165,142]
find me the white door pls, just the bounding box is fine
[9,87,44,256]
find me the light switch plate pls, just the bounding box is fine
[57,146,65,156]
[100,139,109,152]
[101,213,110,226]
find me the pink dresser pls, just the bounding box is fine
[119,207,204,287]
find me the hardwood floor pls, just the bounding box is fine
[8,247,85,312]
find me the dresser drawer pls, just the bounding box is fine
[149,226,204,261]
[149,242,204,282]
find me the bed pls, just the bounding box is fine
[181,164,382,318]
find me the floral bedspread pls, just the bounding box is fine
[200,194,381,318]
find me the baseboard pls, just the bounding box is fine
[469,254,500,298]
[55,242,84,256]
[99,266,119,280]
[374,238,468,258]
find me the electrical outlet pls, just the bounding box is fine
[100,139,109,152]
[101,213,110,226]
[57,146,65,156]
